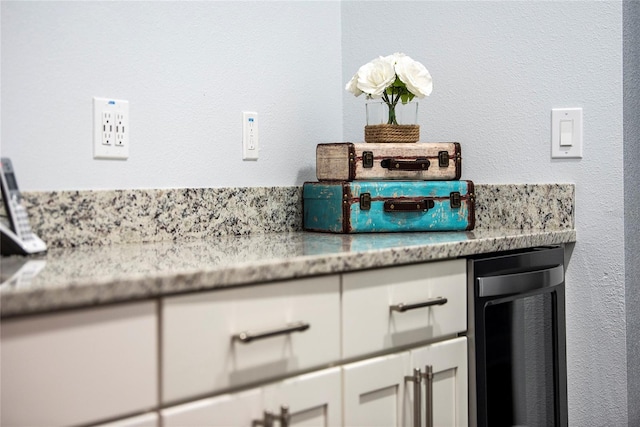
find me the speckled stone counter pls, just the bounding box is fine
[1,183,576,318]
[0,228,576,318]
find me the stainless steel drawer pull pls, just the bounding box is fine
[390,297,448,313]
[232,321,310,344]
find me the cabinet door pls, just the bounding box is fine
[162,367,340,427]
[94,412,159,427]
[342,352,409,427]
[161,388,262,427]
[263,367,342,426]
[342,260,466,359]
[408,337,468,427]
[162,275,341,403]
[0,302,157,427]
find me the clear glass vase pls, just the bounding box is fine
[366,101,419,126]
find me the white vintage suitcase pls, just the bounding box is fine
[316,142,461,181]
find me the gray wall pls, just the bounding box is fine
[1,1,633,424]
[624,1,640,424]
[0,1,343,190]
[341,1,626,425]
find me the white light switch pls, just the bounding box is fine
[552,108,582,159]
[559,120,573,146]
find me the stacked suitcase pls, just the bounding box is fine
[303,142,475,233]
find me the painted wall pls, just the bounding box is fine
[624,1,640,425]
[341,1,626,425]
[0,1,342,190]
[1,0,632,425]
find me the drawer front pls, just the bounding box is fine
[162,275,341,404]
[342,259,466,359]
[0,302,158,427]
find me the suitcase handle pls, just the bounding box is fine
[384,199,435,212]
[380,158,431,171]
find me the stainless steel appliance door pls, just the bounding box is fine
[469,246,568,427]
[484,290,558,426]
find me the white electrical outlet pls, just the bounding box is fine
[102,111,113,146]
[94,97,129,159]
[242,111,259,160]
[114,111,127,147]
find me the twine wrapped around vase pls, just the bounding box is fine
[364,124,420,143]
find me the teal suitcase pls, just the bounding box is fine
[303,180,475,233]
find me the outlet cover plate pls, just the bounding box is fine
[94,97,129,159]
[242,111,259,160]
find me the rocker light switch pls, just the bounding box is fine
[552,108,582,159]
[560,120,573,146]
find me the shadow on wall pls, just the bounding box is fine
[297,166,316,184]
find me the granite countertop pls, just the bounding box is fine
[0,228,576,318]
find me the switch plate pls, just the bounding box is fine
[242,111,259,160]
[552,108,582,158]
[94,97,129,160]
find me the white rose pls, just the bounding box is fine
[355,57,396,98]
[383,52,407,66]
[345,73,363,97]
[394,56,433,98]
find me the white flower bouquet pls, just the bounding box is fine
[346,53,433,126]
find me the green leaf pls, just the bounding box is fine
[400,92,416,104]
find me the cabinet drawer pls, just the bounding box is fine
[0,302,158,427]
[162,275,341,403]
[342,259,466,359]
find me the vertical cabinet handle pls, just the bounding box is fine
[277,406,290,427]
[252,411,275,427]
[252,406,290,427]
[423,365,434,427]
[405,368,422,427]
[405,365,434,427]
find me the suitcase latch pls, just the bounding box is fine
[438,151,450,167]
[450,192,461,209]
[360,193,371,210]
[362,151,374,168]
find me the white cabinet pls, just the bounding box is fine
[342,337,468,427]
[161,387,262,426]
[0,258,468,427]
[0,302,158,427]
[343,352,409,426]
[161,275,341,404]
[162,260,467,427]
[93,412,159,427]
[342,259,467,359]
[407,337,468,427]
[161,367,341,427]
